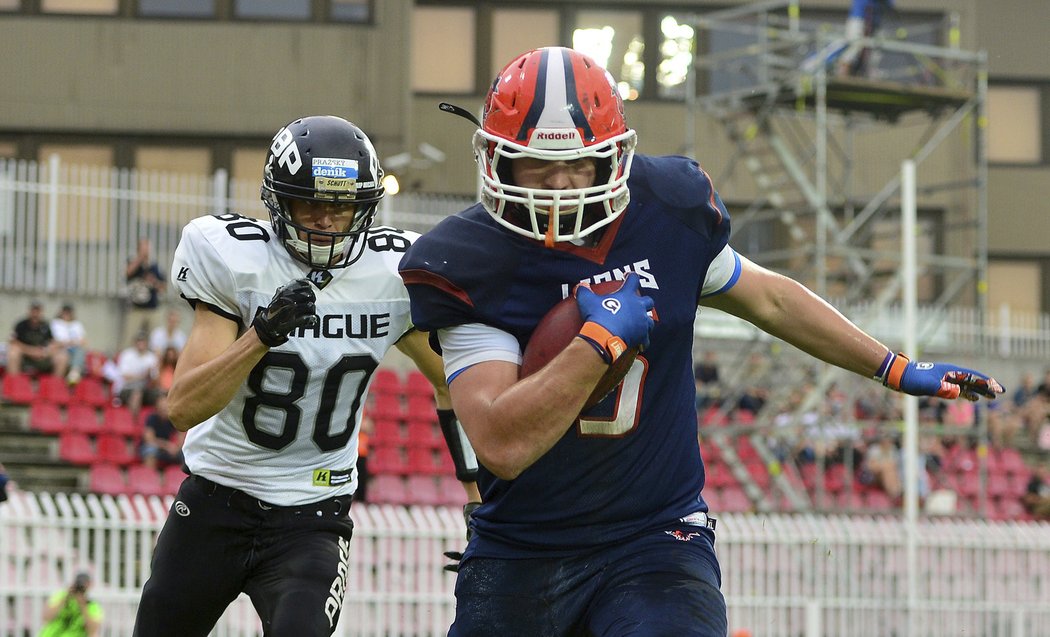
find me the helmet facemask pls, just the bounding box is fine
[475,129,636,246]
[262,190,379,269]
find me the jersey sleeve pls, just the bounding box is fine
[171,219,242,322]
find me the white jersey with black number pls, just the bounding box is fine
[173,213,418,505]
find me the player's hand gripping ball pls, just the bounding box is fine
[521,276,655,410]
[252,278,319,347]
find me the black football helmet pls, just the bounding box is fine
[261,115,385,268]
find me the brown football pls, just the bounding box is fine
[520,280,641,410]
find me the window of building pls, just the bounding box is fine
[138,0,216,18]
[234,0,309,21]
[231,147,268,220]
[573,10,644,101]
[135,146,210,174]
[988,260,1043,315]
[656,14,696,100]
[36,145,114,243]
[0,142,16,158]
[988,84,1042,165]
[41,0,117,14]
[412,6,475,93]
[330,0,371,23]
[491,8,559,81]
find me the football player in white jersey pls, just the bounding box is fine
[133,116,479,637]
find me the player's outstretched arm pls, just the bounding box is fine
[700,255,1005,401]
[167,279,319,431]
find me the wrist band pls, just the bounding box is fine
[577,322,627,364]
[876,351,910,390]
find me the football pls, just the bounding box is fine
[520,280,641,410]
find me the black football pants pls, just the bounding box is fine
[133,475,355,637]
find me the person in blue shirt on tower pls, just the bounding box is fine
[400,47,1003,636]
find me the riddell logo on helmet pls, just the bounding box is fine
[530,129,583,150]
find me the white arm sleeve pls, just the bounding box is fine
[700,244,742,297]
[437,323,523,383]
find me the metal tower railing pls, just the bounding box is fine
[684,0,991,513]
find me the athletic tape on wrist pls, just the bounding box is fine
[577,322,627,364]
[877,351,911,390]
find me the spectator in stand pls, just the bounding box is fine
[1018,370,1050,439]
[38,571,103,637]
[693,350,721,410]
[139,394,184,470]
[861,433,903,500]
[50,303,87,385]
[985,399,1021,450]
[123,237,166,345]
[7,300,68,378]
[156,346,180,394]
[1023,465,1050,520]
[942,397,975,445]
[116,332,160,419]
[149,309,187,357]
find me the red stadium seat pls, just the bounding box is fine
[998,448,1027,475]
[436,475,469,506]
[405,475,442,506]
[84,350,109,378]
[370,418,406,448]
[405,421,445,449]
[370,394,403,421]
[127,464,166,497]
[368,446,409,475]
[718,487,752,512]
[403,370,435,398]
[29,402,66,435]
[66,404,102,436]
[407,447,442,475]
[35,375,71,406]
[404,395,436,424]
[370,369,402,396]
[1,373,36,404]
[367,474,410,504]
[163,465,187,494]
[103,405,139,439]
[89,464,127,495]
[864,489,894,511]
[72,376,110,409]
[735,437,759,463]
[96,434,137,466]
[59,432,96,465]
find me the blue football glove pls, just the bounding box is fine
[877,352,1005,401]
[575,274,655,364]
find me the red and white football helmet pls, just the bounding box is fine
[474,47,637,246]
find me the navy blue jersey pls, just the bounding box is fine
[400,154,731,556]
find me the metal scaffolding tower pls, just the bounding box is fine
[685,0,990,513]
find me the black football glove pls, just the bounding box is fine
[443,501,481,574]
[251,279,319,348]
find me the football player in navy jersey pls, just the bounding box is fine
[133,116,479,637]
[399,47,1004,636]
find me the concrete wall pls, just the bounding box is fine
[1,0,1047,338]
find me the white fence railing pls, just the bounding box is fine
[2,157,1049,358]
[2,489,1048,637]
